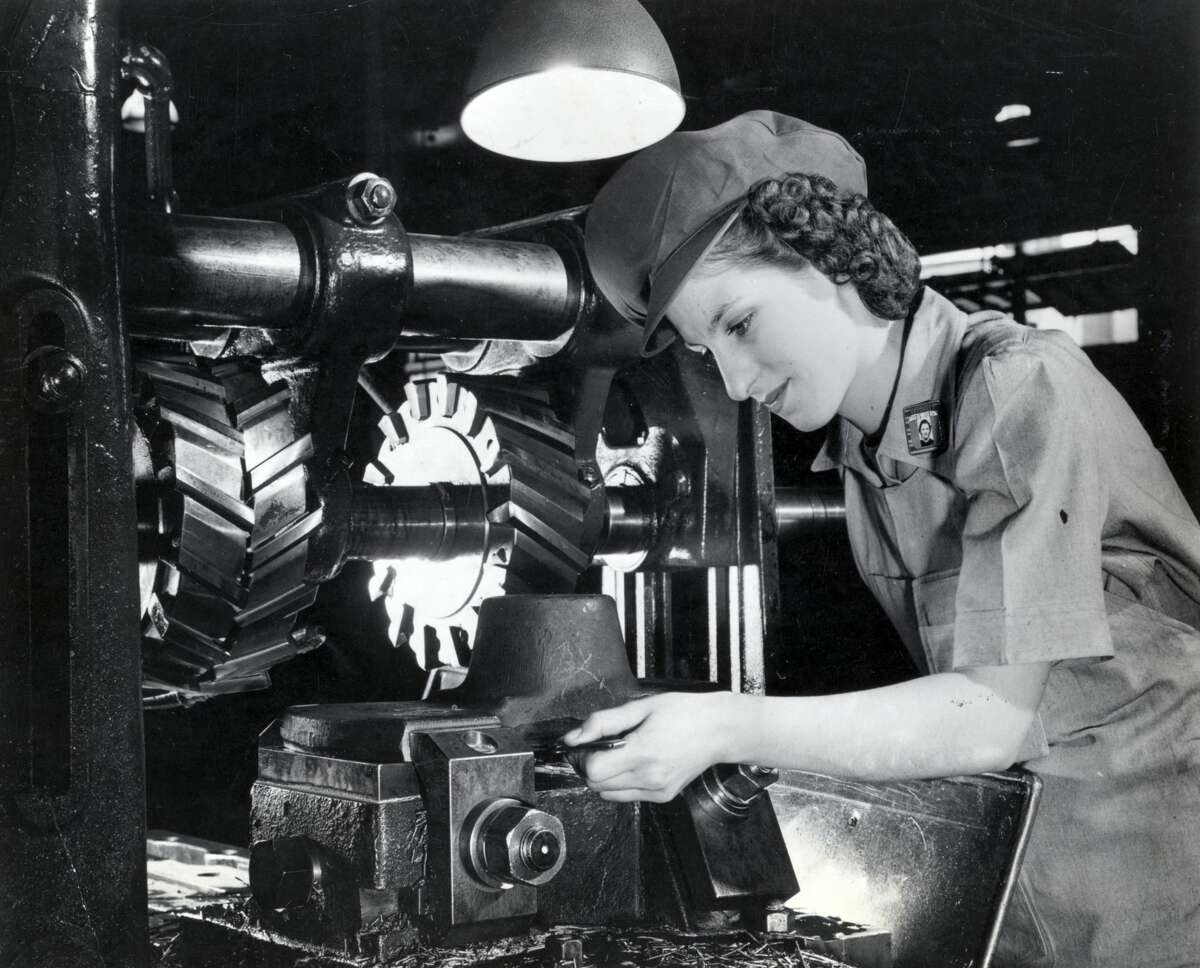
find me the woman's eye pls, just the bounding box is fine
[727,313,754,338]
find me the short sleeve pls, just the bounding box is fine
[949,334,1114,668]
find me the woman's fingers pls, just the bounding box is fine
[577,747,634,783]
[561,698,653,745]
[581,749,674,793]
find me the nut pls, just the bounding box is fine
[468,799,567,888]
[346,174,397,224]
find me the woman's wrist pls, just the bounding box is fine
[703,690,759,765]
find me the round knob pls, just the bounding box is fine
[249,836,323,911]
[463,797,567,890]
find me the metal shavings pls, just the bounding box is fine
[375,928,856,968]
[153,907,860,968]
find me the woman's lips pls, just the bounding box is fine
[762,382,787,411]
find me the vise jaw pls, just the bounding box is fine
[412,726,566,943]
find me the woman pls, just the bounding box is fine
[572,111,1200,966]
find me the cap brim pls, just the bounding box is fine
[641,202,745,356]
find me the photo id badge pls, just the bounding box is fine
[903,400,945,455]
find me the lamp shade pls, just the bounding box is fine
[461,0,684,162]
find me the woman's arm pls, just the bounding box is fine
[563,661,1049,802]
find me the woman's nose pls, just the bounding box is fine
[713,353,754,402]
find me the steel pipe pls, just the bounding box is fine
[124,213,581,343]
[125,212,307,332]
[405,234,578,342]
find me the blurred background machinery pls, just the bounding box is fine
[1,1,1196,967]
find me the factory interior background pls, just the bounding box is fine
[111,0,1200,851]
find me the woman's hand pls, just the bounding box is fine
[560,692,737,803]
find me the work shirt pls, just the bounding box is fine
[813,287,1200,968]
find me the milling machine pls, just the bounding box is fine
[0,6,1038,967]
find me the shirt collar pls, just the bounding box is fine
[812,287,976,478]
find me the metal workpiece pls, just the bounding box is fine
[0,1,148,964]
[452,595,641,725]
[271,595,637,755]
[412,727,541,933]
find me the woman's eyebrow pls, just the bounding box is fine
[707,299,740,335]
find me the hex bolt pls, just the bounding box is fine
[346,174,397,224]
[546,933,584,966]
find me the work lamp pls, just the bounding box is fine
[461,0,684,162]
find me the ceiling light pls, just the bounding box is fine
[461,0,684,162]
[994,103,1032,124]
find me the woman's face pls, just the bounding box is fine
[667,260,860,432]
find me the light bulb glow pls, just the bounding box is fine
[994,103,1032,123]
[462,65,685,162]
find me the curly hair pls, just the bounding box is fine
[702,173,922,320]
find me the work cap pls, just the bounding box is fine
[585,110,868,355]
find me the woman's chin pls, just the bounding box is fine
[778,408,831,434]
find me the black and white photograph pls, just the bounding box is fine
[1,2,1198,966]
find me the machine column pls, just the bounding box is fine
[0,2,148,965]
